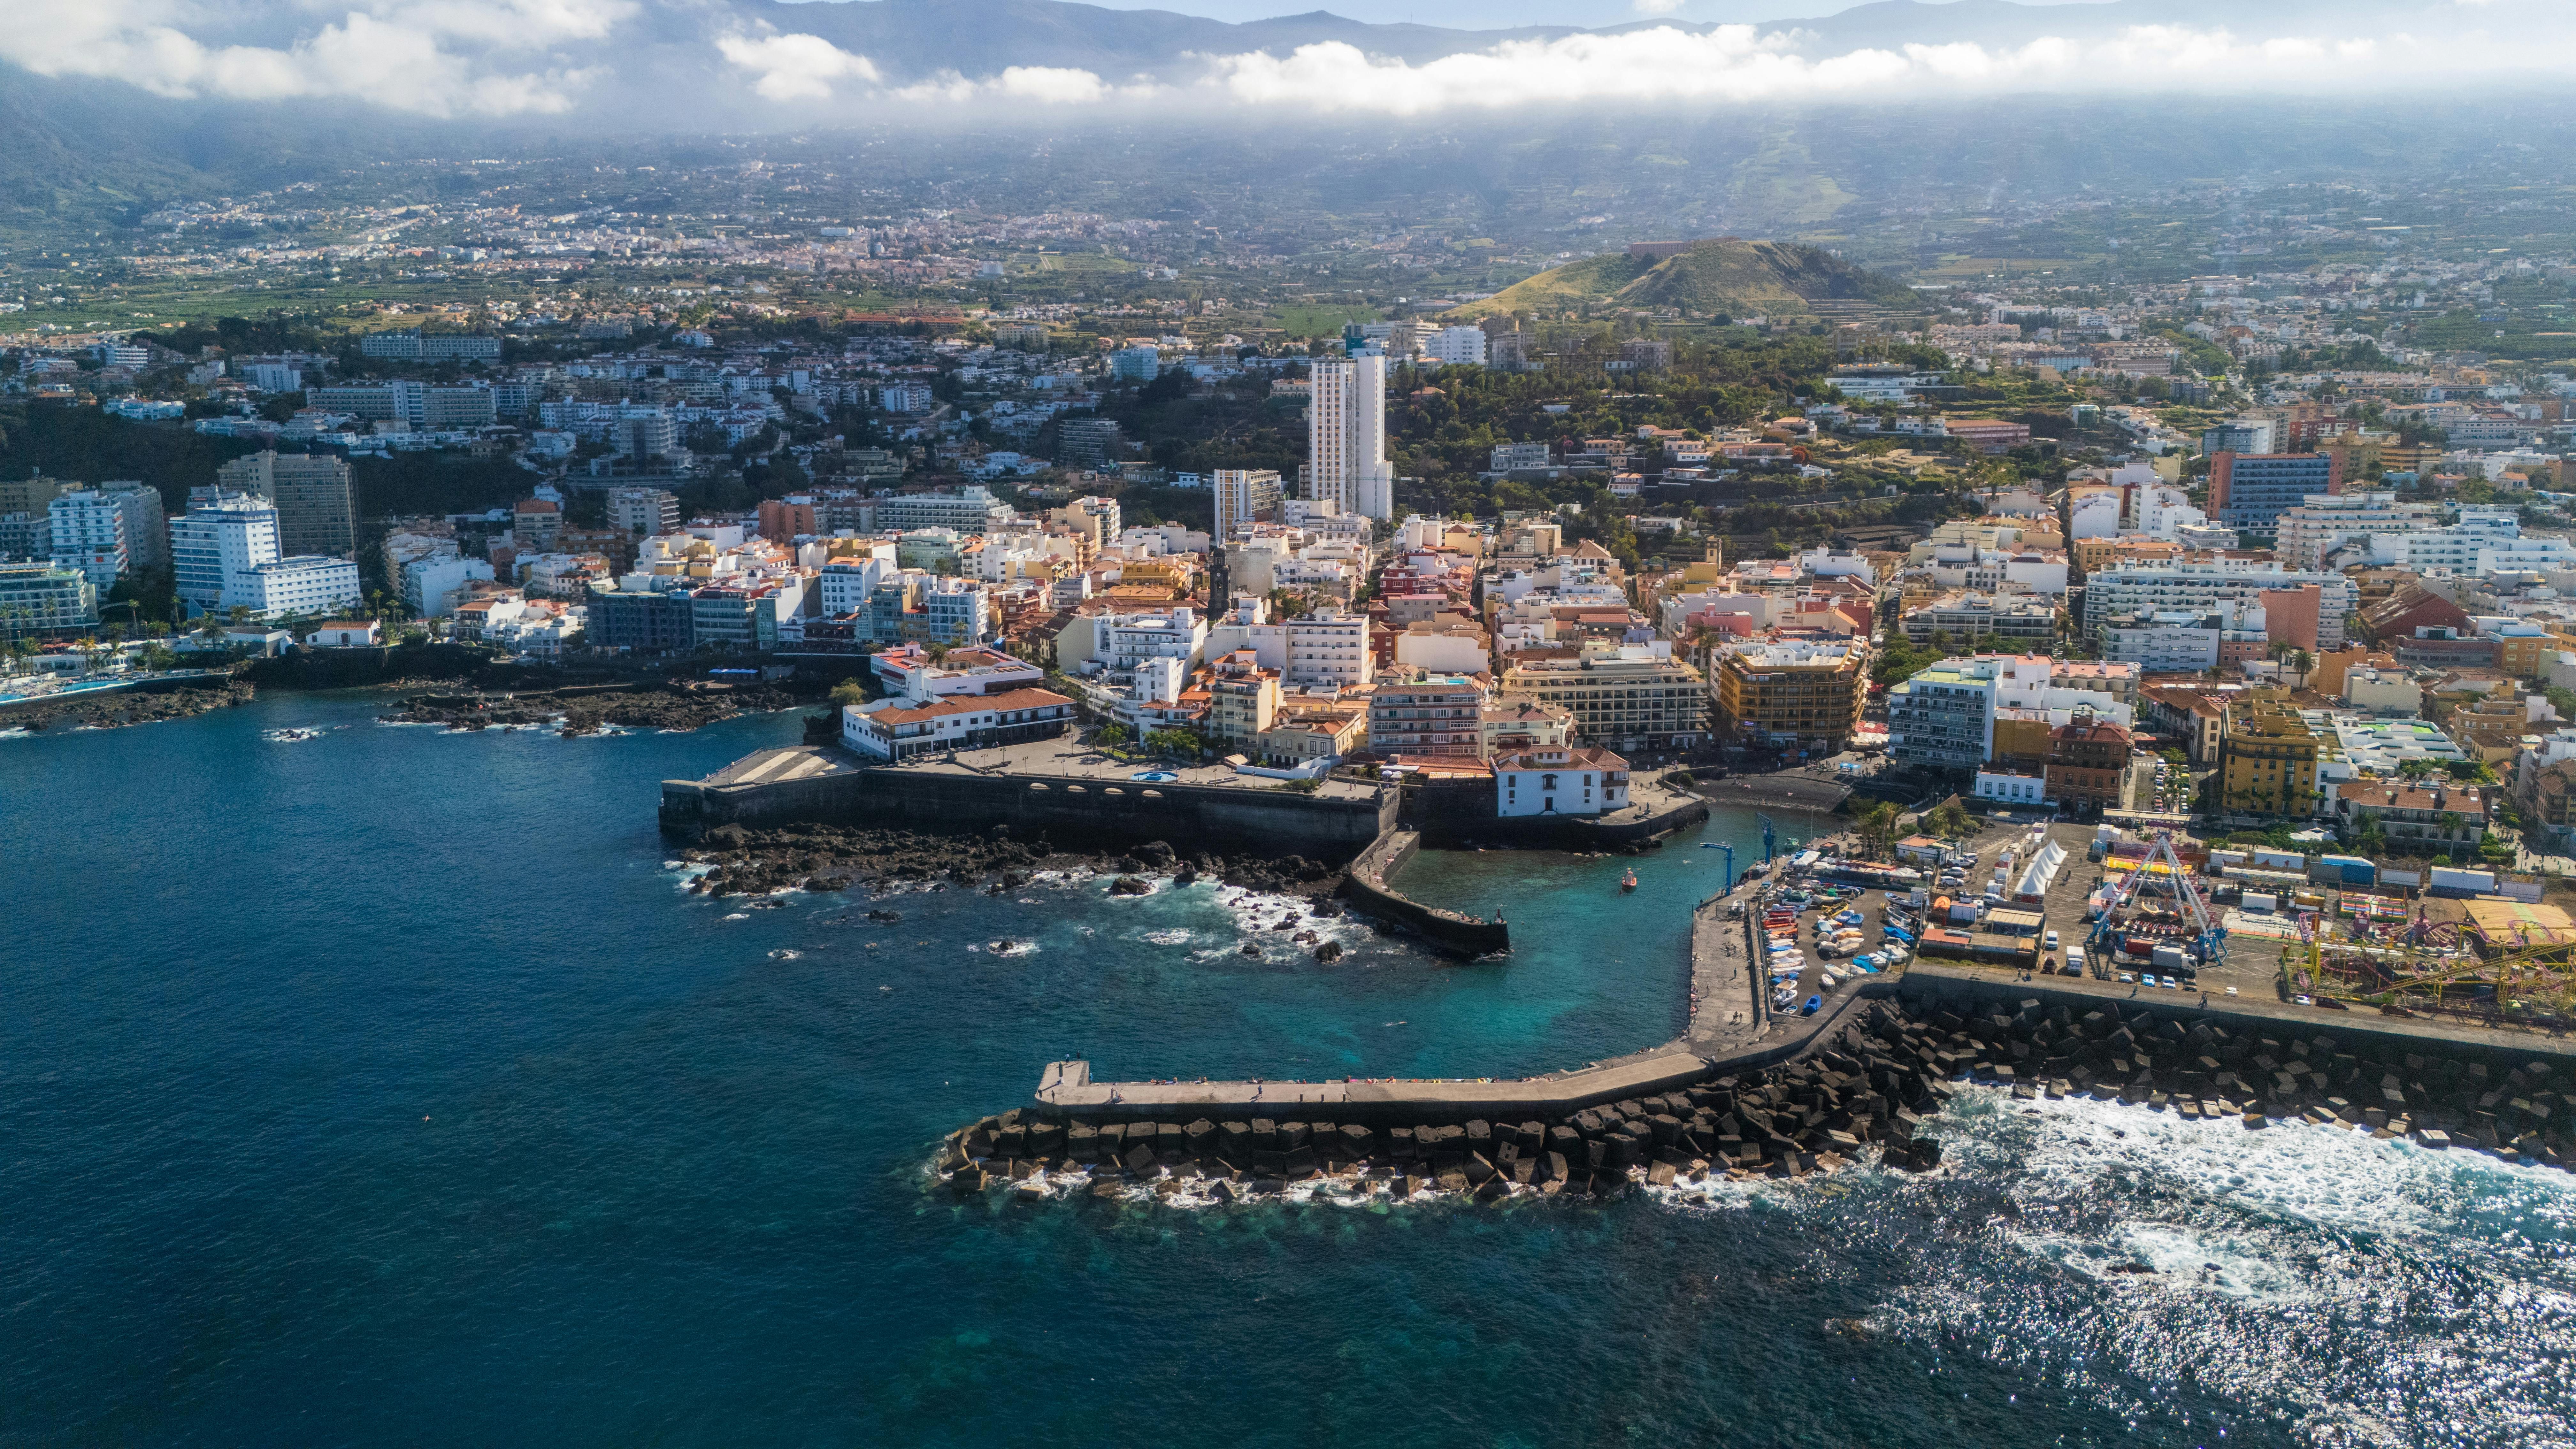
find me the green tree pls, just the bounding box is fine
[828,678,868,708]
[1853,799,1904,858]
[1923,800,1977,840]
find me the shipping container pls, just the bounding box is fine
[2428,866,2498,897]
[2242,892,2277,913]
[2151,944,2190,973]
[2309,855,2377,886]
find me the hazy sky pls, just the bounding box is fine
[784,0,2121,30]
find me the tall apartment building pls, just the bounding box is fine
[45,491,129,585]
[1711,639,1870,749]
[1497,646,1707,752]
[1052,418,1121,468]
[216,451,356,558]
[2206,451,2340,535]
[2081,561,2353,650]
[86,482,168,573]
[1367,675,1491,759]
[170,492,281,612]
[2220,696,2323,818]
[615,407,680,460]
[0,474,76,534]
[607,487,681,537]
[1285,608,1374,692]
[1212,468,1283,540]
[1307,355,1393,520]
[0,560,98,638]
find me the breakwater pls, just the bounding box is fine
[1337,829,1510,956]
[938,980,2576,1205]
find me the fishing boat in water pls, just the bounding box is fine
[1620,869,1639,893]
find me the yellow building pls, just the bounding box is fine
[1989,709,2055,772]
[1500,647,1709,751]
[1251,703,1367,763]
[1710,638,1869,748]
[2220,696,2321,818]
[1204,649,1281,744]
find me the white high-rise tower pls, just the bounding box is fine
[1307,355,1392,521]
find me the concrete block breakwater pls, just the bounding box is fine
[936,1003,1956,1207]
[935,986,2576,1208]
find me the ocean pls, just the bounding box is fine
[4,691,2572,1447]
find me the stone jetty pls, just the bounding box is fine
[935,983,2576,1205]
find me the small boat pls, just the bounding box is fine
[1620,870,1638,893]
[1802,995,1823,1015]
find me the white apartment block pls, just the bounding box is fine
[242,556,362,618]
[1424,326,1488,365]
[2081,562,2354,649]
[1103,606,1208,672]
[2098,613,2222,671]
[46,491,128,585]
[171,492,280,612]
[1285,608,1374,691]
[402,555,495,617]
[607,487,680,536]
[818,556,895,614]
[1308,355,1393,520]
[2273,492,2439,569]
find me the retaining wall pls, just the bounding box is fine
[661,757,1396,857]
[1337,830,1511,957]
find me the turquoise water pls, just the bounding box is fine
[5,693,2573,1446]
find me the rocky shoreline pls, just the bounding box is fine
[380,682,802,735]
[930,992,2576,1210]
[680,820,1347,908]
[0,680,258,732]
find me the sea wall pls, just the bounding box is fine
[940,976,2576,1204]
[661,757,1396,857]
[1336,829,1511,958]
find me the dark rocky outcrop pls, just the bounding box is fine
[382,679,801,735]
[0,679,256,732]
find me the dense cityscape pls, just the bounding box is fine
[12,0,2576,1442]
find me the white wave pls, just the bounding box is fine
[1947,1084,2576,1247]
[1140,928,1193,946]
[767,948,801,960]
[720,912,749,921]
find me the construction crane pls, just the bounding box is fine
[2087,829,2227,969]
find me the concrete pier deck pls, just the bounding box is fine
[1034,1048,1724,1124]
